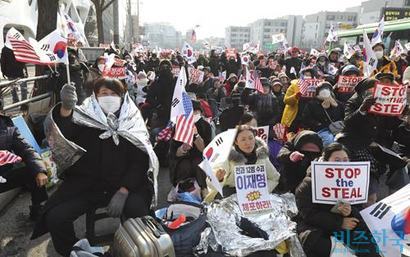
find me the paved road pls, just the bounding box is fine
[0,167,172,257]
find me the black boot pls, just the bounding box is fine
[29,204,44,221]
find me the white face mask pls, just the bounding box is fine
[318,89,331,98]
[375,51,384,60]
[98,96,121,114]
[319,61,326,66]
[98,64,105,72]
[193,113,201,123]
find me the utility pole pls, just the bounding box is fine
[137,0,140,42]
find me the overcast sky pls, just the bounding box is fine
[139,0,365,38]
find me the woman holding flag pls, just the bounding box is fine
[205,125,280,202]
[32,78,158,256]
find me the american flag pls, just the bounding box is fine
[0,151,22,166]
[157,123,173,142]
[253,70,264,94]
[8,37,43,64]
[297,79,311,95]
[174,92,195,146]
[6,27,57,65]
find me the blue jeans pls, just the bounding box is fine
[318,128,335,147]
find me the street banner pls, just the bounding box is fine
[369,83,407,116]
[311,161,370,204]
[360,184,410,257]
[234,164,273,215]
[255,126,269,144]
[337,76,363,93]
[297,78,324,97]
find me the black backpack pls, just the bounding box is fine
[1,47,25,78]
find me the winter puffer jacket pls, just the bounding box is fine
[204,138,280,203]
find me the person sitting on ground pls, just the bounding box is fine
[219,94,245,132]
[271,78,285,117]
[282,67,315,132]
[169,100,212,196]
[371,42,398,78]
[339,76,407,204]
[302,82,345,147]
[295,143,381,257]
[32,78,156,257]
[204,125,280,203]
[0,114,48,220]
[241,78,280,126]
[277,130,323,193]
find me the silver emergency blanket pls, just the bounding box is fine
[195,193,306,257]
[44,93,159,204]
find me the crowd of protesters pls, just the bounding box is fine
[1,39,410,257]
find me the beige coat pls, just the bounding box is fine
[204,138,280,203]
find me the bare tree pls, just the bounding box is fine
[33,0,58,95]
[91,0,116,44]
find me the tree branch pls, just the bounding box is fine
[102,0,116,11]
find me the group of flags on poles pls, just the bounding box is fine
[4,10,86,67]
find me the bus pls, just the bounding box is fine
[336,18,410,50]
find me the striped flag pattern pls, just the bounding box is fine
[157,123,173,142]
[253,70,264,94]
[6,27,58,65]
[174,92,195,146]
[8,37,42,64]
[297,79,310,95]
[0,151,22,166]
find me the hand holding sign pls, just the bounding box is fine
[360,96,377,113]
[337,202,352,217]
[311,162,370,205]
[342,217,360,230]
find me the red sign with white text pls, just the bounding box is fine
[369,83,407,116]
[337,76,363,93]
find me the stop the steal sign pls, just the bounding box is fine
[311,162,370,205]
[369,83,407,116]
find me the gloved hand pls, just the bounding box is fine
[359,96,377,113]
[60,82,77,110]
[290,151,304,162]
[107,190,129,217]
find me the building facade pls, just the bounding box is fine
[301,11,358,49]
[224,26,250,50]
[347,0,410,24]
[143,22,182,49]
[249,19,288,51]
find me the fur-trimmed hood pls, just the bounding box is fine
[228,137,269,163]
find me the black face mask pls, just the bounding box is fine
[300,151,321,161]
